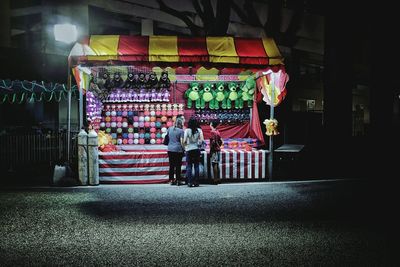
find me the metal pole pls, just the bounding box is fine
[268,75,275,181]
[79,84,83,129]
[67,66,71,163]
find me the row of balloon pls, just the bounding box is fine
[103,103,184,115]
[97,102,185,145]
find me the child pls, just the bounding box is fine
[209,120,222,184]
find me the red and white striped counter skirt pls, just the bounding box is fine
[99,146,268,183]
[202,149,269,180]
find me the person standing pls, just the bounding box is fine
[183,117,204,187]
[209,120,223,184]
[166,117,185,185]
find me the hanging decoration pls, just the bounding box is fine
[264,119,279,136]
[256,69,289,107]
[0,79,78,104]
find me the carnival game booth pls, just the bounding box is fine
[69,35,287,184]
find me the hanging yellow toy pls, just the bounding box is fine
[264,119,279,136]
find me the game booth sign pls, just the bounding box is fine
[68,35,288,184]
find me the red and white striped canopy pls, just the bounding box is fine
[69,35,283,66]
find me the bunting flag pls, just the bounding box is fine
[72,66,91,93]
[256,69,289,107]
[69,35,283,66]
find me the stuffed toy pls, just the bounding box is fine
[155,88,163,102]
[147,72,158,89]
[212,82,227,109]
[161,104,167,113]
[200,83,215,109]
[178,104,184,114]
[139,87,147,102]
[138,72,146,88]
[165,104,172,116]
[145,89,151,102]
[90,75,108,101]
[101,72,113,91]
[98,130,112,148]
[184,82,201,109]
[150,88,158,102]
[240,77,256,108]
[264,119,279,136]
[226,82,242,109]
[112,72,124,88]
[144,73,150,87]
[123,72,135,89]
[161,88,170,102]
[155,104,162,115]
[132,73,140,89]
[158,71,171,89]
[172,103,179,116]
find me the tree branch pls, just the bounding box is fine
[215,0,232,35]
[156,0,202,35]
[244,0,262,26]
[263,0,283,38]
[231,0,249,22]
[192,0,206,25]
[200,0,216,32]
[282,1,304,46]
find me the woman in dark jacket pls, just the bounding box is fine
[166,117,185,185]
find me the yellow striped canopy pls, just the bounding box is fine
[69,35,283,66]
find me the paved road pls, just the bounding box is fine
[0,179,396,266]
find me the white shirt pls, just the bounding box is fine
[183,128,204,151]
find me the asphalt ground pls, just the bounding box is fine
[0,179,397,266]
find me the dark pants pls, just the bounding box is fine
[186,149,200,185]
[168,151,184,181]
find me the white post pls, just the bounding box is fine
[268,75,275,181]
[78,128,88,185]
[88,129,99,185]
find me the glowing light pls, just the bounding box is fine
[54,24,77,44]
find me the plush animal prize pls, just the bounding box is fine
[147,72,158,89]
[184,82,201,109]
[226,82,242,109]
[240,77,256,108]
[213,82,227,109]
[158,71,171,89]
[200,83,215,109]
[264,119,279,136]
[123,72,135,89]
[112,72,124,88]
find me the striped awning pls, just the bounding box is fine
[69,35,283,66]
